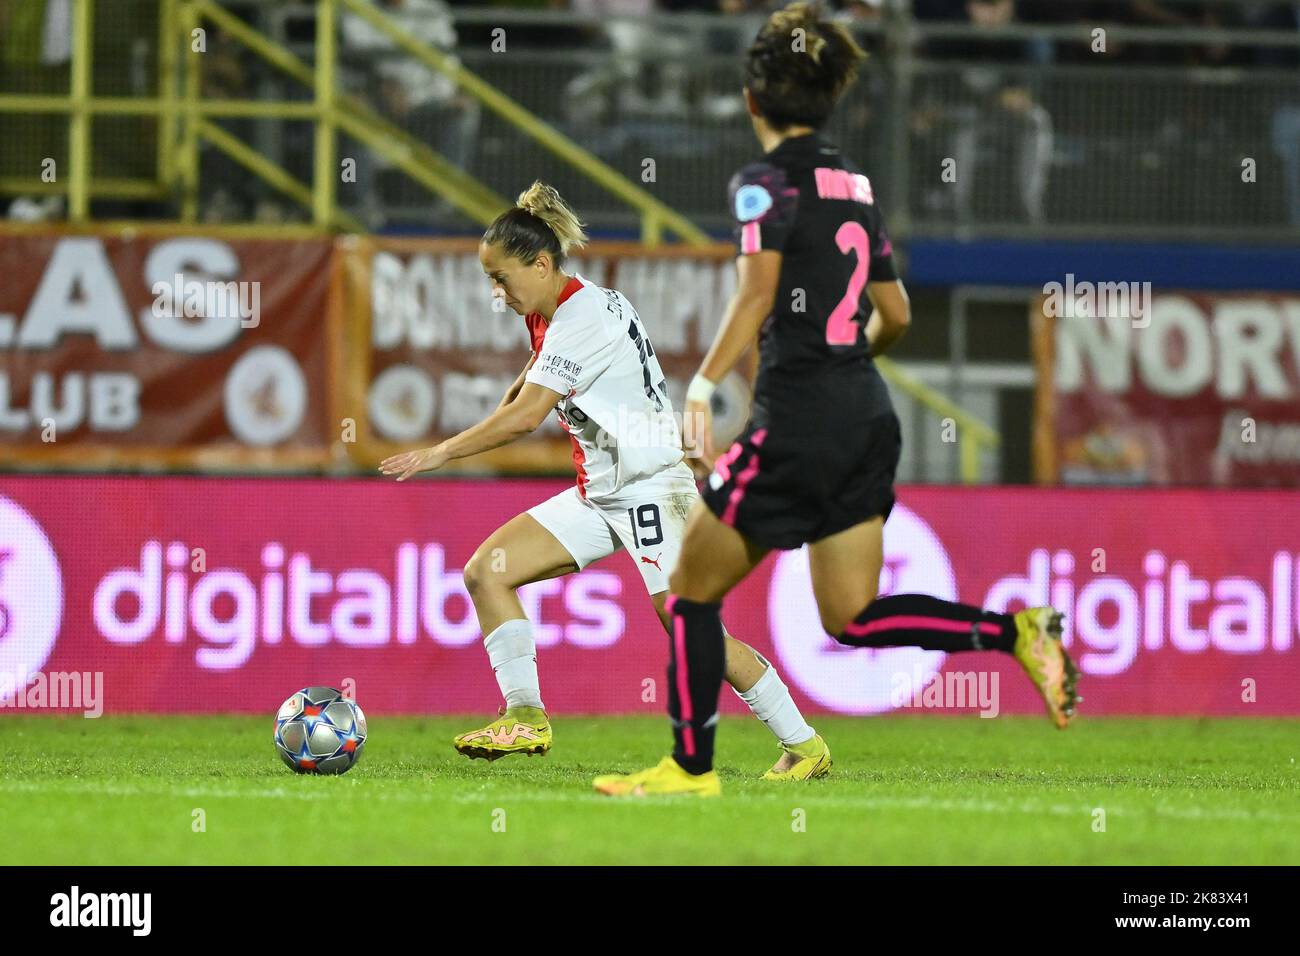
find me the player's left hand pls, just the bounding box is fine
[379,444,449,481]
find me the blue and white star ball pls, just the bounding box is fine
[274,686,367,775]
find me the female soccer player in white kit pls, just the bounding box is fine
[380,182,832,780]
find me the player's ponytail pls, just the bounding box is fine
[482,181,588,267]
[516,182,587,255]
[744,1,865,131]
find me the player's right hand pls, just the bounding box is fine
[378,445,449,481]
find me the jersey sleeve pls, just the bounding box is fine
[867,206,898,282]
[728,162,800,256]
[524,310,616,398]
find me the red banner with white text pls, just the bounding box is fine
[1033,290,1300,485]
[0,228,338,469]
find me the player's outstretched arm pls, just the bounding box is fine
[684,250,781,463]
[700,251,780,385]
[865,279,911,358]
[379,383,559,481]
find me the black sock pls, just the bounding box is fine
[665,595,725,775]
[838,593,1016,653]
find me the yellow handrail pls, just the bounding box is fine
[313,0,338,227]
[191,0,509,225]
[0,95,320,118]
[68,0,92,222]
[0,176,168,198]
[181,0,200,221]
[874,356,1000,483]
[197,119,364,231]
[159,0,178,190]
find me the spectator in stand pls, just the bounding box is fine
[833,0,883,24]
[446,0,574,50]
[1039,1,1246,66]
[1128,1,1244,66]
[198,29,285,223]
[341,0,480,226]
[1251,2,1300,225]
[914,0,1054,225]
[571,0,655,12]
[564,0,707,153]
[717,0,775,12]
[2,0,71,221]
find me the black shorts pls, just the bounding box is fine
[701,411,901,551]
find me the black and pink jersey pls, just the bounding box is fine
[728,132,897,421]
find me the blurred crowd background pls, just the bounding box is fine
[3,0,1299,241]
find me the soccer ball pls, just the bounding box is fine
[274,686,367,775]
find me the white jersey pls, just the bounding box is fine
[523,274,683,499]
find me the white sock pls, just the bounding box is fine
[484,619,544,711]
[735,663,814,747]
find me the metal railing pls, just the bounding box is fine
[5,3,1296,238]
[315,4,1299,243]
[0,0,709,244]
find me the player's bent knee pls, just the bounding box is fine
[823,615,851,641]
[822,600,871,642]
[667,566,688,596]
[667,564,718,603]
[462,547,502,598]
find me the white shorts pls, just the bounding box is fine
[527,462,699,594]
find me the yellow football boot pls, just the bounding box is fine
[761,733,832,781]
[453,706,551,760]
[1012,607,1081,729]
[593,756,721,797]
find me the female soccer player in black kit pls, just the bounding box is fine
[595,2,1080,797]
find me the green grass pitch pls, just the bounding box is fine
[2,714,1297,865]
